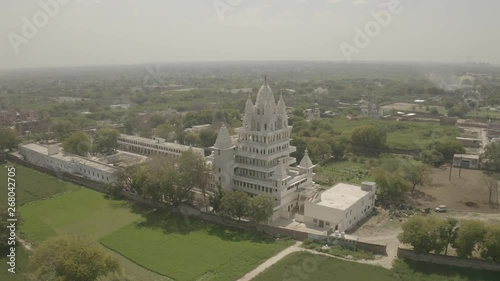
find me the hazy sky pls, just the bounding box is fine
[1,0,499,69]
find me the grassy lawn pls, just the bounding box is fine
[253,252,499,281]
[101,211,294,281]
[327,118,460,150]
[0,163,80,206]
[0,245,30,281]
[19,188,145,243]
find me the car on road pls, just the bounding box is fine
[435,205,447,212]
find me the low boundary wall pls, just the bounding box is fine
[398,248,500,272]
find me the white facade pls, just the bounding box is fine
[301,182,376,231]
[117,134,204,158]
[359,99,381,118]
[209,81,316,220]
[19,143,117,184]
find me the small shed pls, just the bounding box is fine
[452,154,480,169]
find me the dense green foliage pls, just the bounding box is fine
[400,216,451,254]
[92,127,119,153]
[30,236,120,281]
[247,194,275,223]
[454,220,486,258]
[401,216,500,262]
[351,125,387,152]
[62,131,91,156]
[220,190,250,221]
[373,168,411,202]
[0,128,19,151]
[484,142,500,171]
[118,150,210,206]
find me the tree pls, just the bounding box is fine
[418,148,444,166]
[401,161,431,193]
[209,183,225,213]
[184,132,201,146]
[435,139,465,160]
[247,194,275,223]
[351,125,387,152]
[199,130,218,148]
[92,128,119,154]
[149,113,166,128]
[430,107,439,115]
[51,120,77,141]
[155,124,178,142]
[444,217,459,256]
[484,142,500,171]
[0,128,19,151]
[482,173,498,205]
[137,150,210,206]
[62,132,91,156]
[372,168,410,202]
[220,191,250,221]
[454,220,486,258]
[481,224,500,262]
[400,216,449,254]
[307,138,332,161]
[29,236,120,281]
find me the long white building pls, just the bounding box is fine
[117,134,204,158]
[18,143,117,184]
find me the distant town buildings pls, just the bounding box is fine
[359,99,381,118]
[0,109,40,126]
[303,108,321,121]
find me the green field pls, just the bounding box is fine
[326,118,461,150]
[19,188,144,243]
[253,252,499,281]
[0,164,79,206]
[12,168,293,281]
[101,212,294,281]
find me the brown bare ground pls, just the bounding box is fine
[408,165,499,213]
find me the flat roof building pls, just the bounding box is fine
[117,134,204,158]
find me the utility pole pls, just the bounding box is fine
[458,156,463,178]
[449,161,453,182]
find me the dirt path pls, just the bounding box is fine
[237,241,303,281]
[17,237,33,251]
[239,236,402,281]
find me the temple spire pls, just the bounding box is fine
[299,149,313,168]
[214,124,233,150]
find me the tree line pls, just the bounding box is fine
[400,215,500,262]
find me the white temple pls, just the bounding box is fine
[209,80,316,221]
